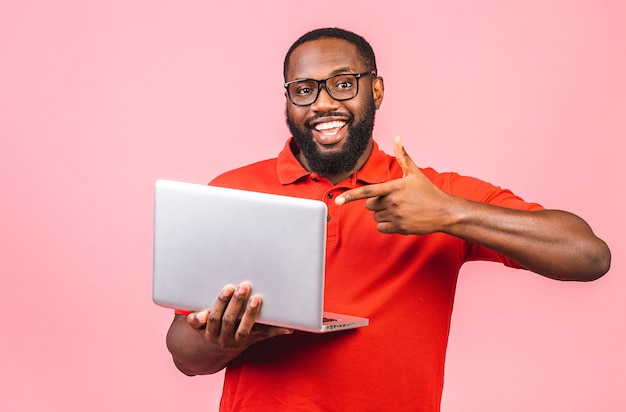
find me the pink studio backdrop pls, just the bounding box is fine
[1,1,624,411]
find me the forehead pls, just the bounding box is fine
[286,38,364,81]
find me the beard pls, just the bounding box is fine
[286,97,376,177]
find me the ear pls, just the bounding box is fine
[372,76,384,109]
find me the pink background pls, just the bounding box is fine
[1,1,624,411]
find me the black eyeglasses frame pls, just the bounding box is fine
[284,71,377,107]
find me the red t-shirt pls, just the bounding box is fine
[192,139,543,411]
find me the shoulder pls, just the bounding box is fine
[210,158,279,190]
[420,167,543,210]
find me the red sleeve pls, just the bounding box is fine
[424,169,545,268]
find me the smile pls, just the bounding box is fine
[314,120,347,131]
[310,120,348,146]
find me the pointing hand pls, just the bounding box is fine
[336,136,454,235]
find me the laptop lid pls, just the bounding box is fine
[152,179,368,333]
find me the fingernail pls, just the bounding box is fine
[335,196,345,205]
[236,283,249,296]
[249,297,259,308]
[197,311,208,322]
[221,286,234,299]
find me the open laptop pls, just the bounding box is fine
[152,179,369,333]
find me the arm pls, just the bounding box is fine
[336,137,611,281]
[166,283,293,376]
[433,199,610,281]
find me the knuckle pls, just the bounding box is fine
[235,329,250,341]
[397,225,409,235]
[230,297,245,307]
[221,314,237,328]
[217,294,231,304]
[360,186,373,197]
[207,313,222,327]
[232,287,250,304]
[243,305,259,319]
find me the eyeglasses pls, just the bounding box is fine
[284,71,376,106]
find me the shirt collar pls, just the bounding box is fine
[277,137,391,185]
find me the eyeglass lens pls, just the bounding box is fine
[287,74,360,106]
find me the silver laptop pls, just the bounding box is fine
[152,179,369,333]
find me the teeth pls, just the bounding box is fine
[315,121,346,131]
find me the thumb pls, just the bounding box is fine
[393,136,420,177]
[187,310,209,329]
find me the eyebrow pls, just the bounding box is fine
[328,66,354,76]
[290,67,357,82]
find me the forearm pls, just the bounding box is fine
[444,197,611,281]
[166,315,244,376]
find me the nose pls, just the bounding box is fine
[310,84,339,112]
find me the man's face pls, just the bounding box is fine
[284,38,384,178]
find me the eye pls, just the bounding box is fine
[331,76,355,91]
[295,86,313,96]
[291,80,316,96]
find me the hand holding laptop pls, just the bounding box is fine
[184,283,294,349]
[166,281,295,376]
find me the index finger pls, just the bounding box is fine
[335,181,394,205]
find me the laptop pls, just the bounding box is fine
[152,179,369,333]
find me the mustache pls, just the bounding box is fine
[304,111,354,128]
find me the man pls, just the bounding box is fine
[165,27,610,411]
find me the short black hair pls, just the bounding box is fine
[283,27,377,80]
